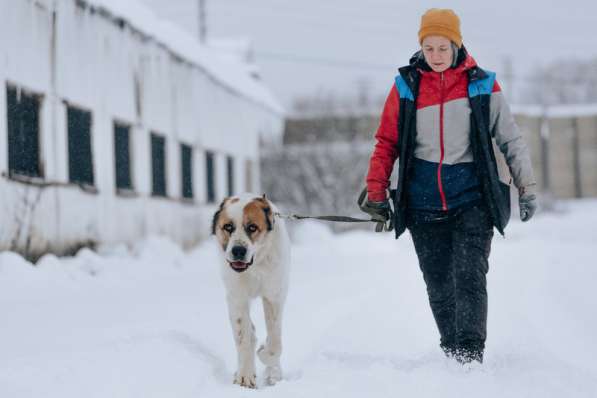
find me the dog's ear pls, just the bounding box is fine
[262,205,274,231]
[211,197,230,235]
[255,195,274,231]
[211,209,222,235]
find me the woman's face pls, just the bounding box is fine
[421,35,453,73]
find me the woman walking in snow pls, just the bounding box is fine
[360,8,537,364]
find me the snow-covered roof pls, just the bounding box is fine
[512,104,597,118]
[207,38,262,80]
[81,0,284,115]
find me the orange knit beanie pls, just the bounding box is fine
[418,8,462,48]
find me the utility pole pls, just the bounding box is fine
[198,0,207,44]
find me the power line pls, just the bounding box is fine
[208,3,402,37]
[251,50,397,70]
[213,14,400,38]
[214,0,399,13]
[211,1,401,28]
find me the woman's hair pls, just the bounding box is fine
[450,42,459,68]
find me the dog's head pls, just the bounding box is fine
[211,194,275,273]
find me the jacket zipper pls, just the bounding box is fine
[438,72,448,211]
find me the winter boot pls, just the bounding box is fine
[440,342,458,359]
[454,347,483,364]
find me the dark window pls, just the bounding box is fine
[67,105,94,185]
[227,155,235,196]
[206,151,215,203]
[181,143,193,199]
[150,133,167,196]
[6,85,42,177]
[114,122,133,191]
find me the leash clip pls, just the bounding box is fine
[274,212,298,220]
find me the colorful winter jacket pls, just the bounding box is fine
[366,48,536,237]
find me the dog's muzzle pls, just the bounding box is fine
[228,257,254,273]
[228,245,253,273]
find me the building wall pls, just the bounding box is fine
[0,0,283,259]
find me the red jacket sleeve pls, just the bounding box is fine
[366,84,400,202]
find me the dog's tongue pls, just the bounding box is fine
[231,261,247,269]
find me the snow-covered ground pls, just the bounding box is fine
[1,200,596,397]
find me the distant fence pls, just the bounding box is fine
[513,105,597,199]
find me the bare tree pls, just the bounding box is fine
[521,57,597,105]
[261,139,374,232]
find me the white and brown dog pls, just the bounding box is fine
[211,194,290,388]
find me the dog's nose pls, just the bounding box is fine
[231,246,247,259]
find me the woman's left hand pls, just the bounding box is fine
[519,193,537,222]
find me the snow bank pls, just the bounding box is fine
[0,201,596,397]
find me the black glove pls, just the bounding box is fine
[519,193,537,222]
[360,199,391,223]
[357,187,393,232]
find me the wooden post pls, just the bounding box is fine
[540,108,551,196]
[571,117,582,198]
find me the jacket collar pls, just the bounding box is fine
[399,46,487,94]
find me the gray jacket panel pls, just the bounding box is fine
[489,91,537,191]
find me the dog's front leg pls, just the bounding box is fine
[258,296,284,385]
[227,298,257,388]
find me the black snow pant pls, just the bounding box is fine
[406,203,493,363]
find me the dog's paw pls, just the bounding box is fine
[257,344,279,367]
[263,365,282,386]
[233,372,257,389]
[257,344,269,364]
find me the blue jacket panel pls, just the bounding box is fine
[406,157,482,211]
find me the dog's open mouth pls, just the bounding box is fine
[228,257,254,273]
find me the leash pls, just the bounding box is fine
[273,188,395,232]
[273,213,374,223]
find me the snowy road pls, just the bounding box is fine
[1,201,597,397]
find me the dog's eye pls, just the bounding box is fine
[246,224,258,233]
[223,223,234,233]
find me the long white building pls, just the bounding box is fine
[0,0,284,259]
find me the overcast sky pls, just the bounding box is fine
[140,0,597,110]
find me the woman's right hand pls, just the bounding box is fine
[360,199,391,223]
[357,187,393,232]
